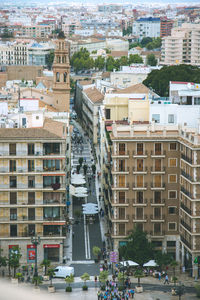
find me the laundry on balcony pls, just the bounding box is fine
[51,183,61,190]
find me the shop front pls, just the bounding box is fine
[43,244,60,262]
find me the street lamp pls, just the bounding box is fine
[31,235,41,279]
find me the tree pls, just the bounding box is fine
[120,56,129,66]
[123,26,132,36]
[57,31,65,39]
[0,249,7,270]
[92,246,101,261]
[170,260,178,279]
[81,272,90,290]
[143,64,200,97]
[99,270,109,287]
[70,77,76,94]
[92,164,96,175]
[41,259,51,276]
[134,269,144,287]
[46,49,54,70]
[155,251,173,270]
[95,56,105,70]
[9,246,22,278]
[146,37,161,50]
[106,56,116,71]
[129,54,143,64]
[117,272,124,288]
[119,227,154,266]
[141,37,153,47]
[65,274,74,291]
[147,54,157,66]
[129,42,141,50]
[83,164,88,176]
[47,268,55,286]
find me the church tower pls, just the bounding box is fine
[52,35,70,112]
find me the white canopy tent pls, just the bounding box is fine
[143,260,158,267]
[71,178,86,185]
[120,260,139,267]
[82,203,98,215]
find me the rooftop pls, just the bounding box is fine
[84,87,104,103]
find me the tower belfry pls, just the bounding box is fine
[52,35,70,112]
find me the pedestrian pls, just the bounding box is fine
[97,290,101,300]
[164,274,169,284]
[158,272,161,281]
[130,288,135,298]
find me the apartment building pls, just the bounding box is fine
[20,25,52,38]
[0,42,28,66]
[160,18,173,38]
[132,17,160,40]
[161,23,200,66]
[0,119,69,264]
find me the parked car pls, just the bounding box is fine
[53,266,74,278]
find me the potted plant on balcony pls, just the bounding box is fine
[47,268,55,293]
[41,259,51,280]
[92,246,101,263]
[81,272,90,291]
[134,269,144,293]
[65,274,74,292]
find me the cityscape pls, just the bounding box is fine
[0,1,200,299]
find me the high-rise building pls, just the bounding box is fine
[161,23,200,66]
[160,18,173,38]
[132,17,160,40]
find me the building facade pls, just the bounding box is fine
[132,18,160,40]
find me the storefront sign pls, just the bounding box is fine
[43,244,60,248]
[27,244,36,263]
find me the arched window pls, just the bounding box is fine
[56,72,60,82]
[57,56,59,63]
[62,56,65,63]
[62,42,64,50]
[64,72,67,83]
[59,56,61,63]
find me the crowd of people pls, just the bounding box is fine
[97,279,134,300]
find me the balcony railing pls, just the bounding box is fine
[151,183,165,189]
[181,186,193,198]
[151,150,166,156]
[133,150,148,156]
[181,170,193,182]
[132,166,148,172]
[150,198,165,204]
[181,153,193,164]
[151,166,166,172]
[181,202,192,215]
[180,235,192,249]
[180,219,192,232]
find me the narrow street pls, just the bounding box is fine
[69,120,105,275]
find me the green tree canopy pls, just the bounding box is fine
[9,246,22,278]
[123,26,132,36]
[95,56,105,70]
[119,227,154,266]
[141,37,153,47]
[143,64,200,97]
[147,54,157,66]
[146,37,161,50]
[129,54,143,64]
[155,251,173,269]
[46,49,54,70]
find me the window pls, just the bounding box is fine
[28,143,34,155]
[167,241,176,247]
[169,158,177,167]
[137,143,143,155]
[9,143,16,155]
[137,159,143,171]
[136,207,143,219]
[36,116,39,120]
[64,72,67,82]
[105,109,111,120]
[152,114,160,123]
[136,191,143,203]
[154,207,161,218]
[28,208,35,220]
[168,114,174,123]
[154,191,161,203]
[137,223,143,231]
[154,175,161,187]
[119,207,125,219]
[168,222,177,231]
[169,174,177,183]
[118,223,125,235]
[9,160,16,172]
[169,190,177,199]
[28,160,35,172]
[10,224,17,237]
[10,176,17,188]
[119,192,125,203]
[28,192,35,204]
[119,160,125,172]
[154,223,161,233]
[155,143,161,155]
[119,143,125,155]
[43,143,60,155]
[152,240,162,247]
[170,143,177,151]
[155,159,161,171]
[168,207,176,214]
[119,175,125,187]
[28,224,35,236]
[56,72,60,82]
[10,192,17,204]
[10,208,17,220]
[194,97,200,105]
[28,176,35,188]
[136,175,143,187]
[43,160,60,171]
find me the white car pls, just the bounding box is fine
[53,266,74,278]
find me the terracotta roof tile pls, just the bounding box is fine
[83,87,104,103]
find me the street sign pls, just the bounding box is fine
[110,251,118,263]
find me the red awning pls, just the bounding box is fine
[43,244,60,248]
[106,126,112,131]
[27,244,36,249]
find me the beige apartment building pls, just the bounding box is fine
[161,23,200,66]
[108,123,180,260]
[0,119,69,264]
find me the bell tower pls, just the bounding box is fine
[52,35,70,112]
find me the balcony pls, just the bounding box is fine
[133,214,147,222]
[180,235,192,249]
[150,198,165,206]
[151,166,166,174]
[112,183,129,191]
[180,202,192,215]
[111,215,129,222]
[133,150,148,158]
[151,183,165,190]
[133,199,147,206]
[112,199,129,206]
[150,214,165,221]
[150,230,165,237]
[181,186,193,199]
[112,151,129,158]
[112,166,130,174]
[181,153,193,164]
[181,170,193,182]
[151,150,166,158]
[132,183,147,190]
[180,219,192,232]
[133,166,148,174]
